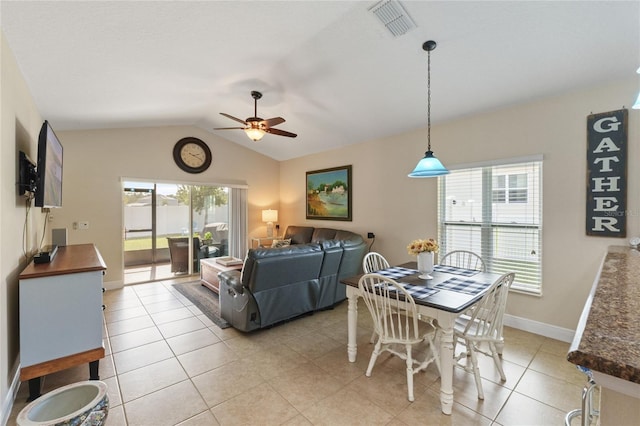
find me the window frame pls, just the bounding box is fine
[438,157,543,295]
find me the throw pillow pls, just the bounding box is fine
[271,238,291,248]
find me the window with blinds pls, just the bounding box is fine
[438,159,543,294]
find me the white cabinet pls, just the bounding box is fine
[19,244,106,400]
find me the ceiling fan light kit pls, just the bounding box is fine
[409,40,449,178]
[215,90,297,141]
[245,128,266,141]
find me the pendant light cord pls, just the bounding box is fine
[427,48,431,152]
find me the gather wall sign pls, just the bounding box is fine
[586,108,628,237]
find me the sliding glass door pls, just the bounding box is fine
[123,181,231,284]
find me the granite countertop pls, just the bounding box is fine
[567,245,640,383]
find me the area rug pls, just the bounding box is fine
[172,281,230,329]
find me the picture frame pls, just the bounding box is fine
[306,165,352,221]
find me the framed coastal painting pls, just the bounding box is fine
[306,165,352,221]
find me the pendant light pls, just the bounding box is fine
[409,40,449,178]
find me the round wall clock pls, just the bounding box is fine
[172,137,212,174]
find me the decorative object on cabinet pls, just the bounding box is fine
[306,165,352,221]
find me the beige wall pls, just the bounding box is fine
[280,78,639,331]
[53,126,281,285]
[1,31,46,422]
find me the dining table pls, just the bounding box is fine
[340,261,503,415]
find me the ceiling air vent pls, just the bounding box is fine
[369,0,416,37]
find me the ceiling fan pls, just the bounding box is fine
[214,91,297,141]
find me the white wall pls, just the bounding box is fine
[0,31,46,424]
[280,78,639,331]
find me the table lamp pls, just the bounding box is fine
[262,209,278,237]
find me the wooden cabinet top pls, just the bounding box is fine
[19,244,107,279]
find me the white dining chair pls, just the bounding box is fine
[451,272,515,399]
[362,251,390,273]
[362,252,392,343]
[358,273,441,402]
[439,250,486,272]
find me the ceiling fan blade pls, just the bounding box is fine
[220,112,247,125]
[263,117,285,127]
[213,127,245,130]
[266,128,297,138]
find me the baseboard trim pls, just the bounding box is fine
[504,313,575,343]
[103,279,122,291]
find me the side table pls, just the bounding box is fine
[200,258,243,294]
[251,236,277,248]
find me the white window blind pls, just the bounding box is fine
[438,159,543,294]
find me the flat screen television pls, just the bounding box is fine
[34,120,63,208]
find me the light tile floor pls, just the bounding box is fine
[8,277,589,425]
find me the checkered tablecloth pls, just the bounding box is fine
[433,265,480,277]
[374,266,419,279]
[434,277,491,295]
[375,282,438,301]
[397,283,439,300]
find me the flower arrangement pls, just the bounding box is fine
[406,238,439,255]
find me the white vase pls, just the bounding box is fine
[417,251,434,279]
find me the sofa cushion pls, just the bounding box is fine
[311,228,338,242]
[242,243,324,292]
[284,226,314,244]
[335,230,365,246]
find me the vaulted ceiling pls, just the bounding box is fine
[2,1,638,160]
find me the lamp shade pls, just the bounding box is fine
[245,127,266,141]
[408,151,449,177]
[262,209,278,223]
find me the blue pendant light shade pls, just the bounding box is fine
[409,150,449,177]
[409,40,449,178]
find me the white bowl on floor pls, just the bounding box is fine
[17,380,108,426]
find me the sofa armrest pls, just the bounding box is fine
[219,270,243,294]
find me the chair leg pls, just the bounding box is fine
[467,341,484,400]
[489,342,507,381]
[406,344,415,402]
[366,342,382,377]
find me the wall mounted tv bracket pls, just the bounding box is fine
[18,151,38,196]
